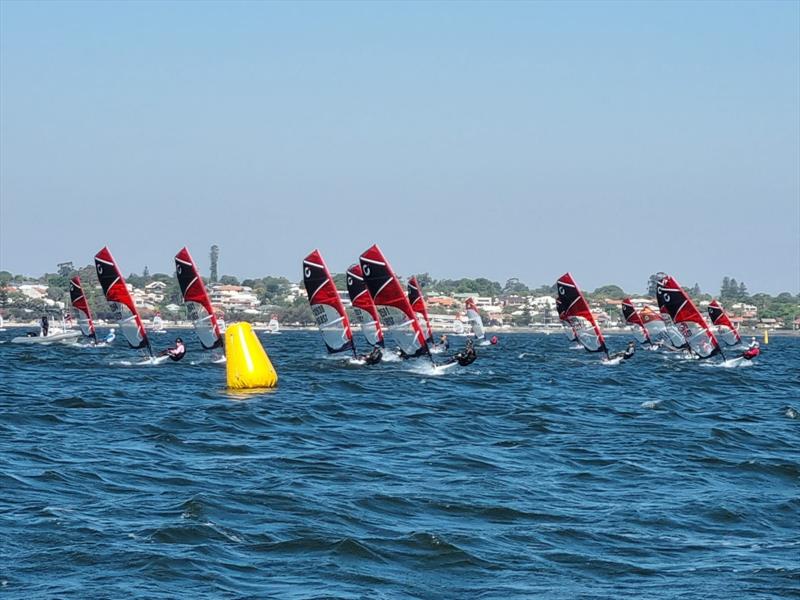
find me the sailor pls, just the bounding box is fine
[160,337,186,362]
[451,339,477,367]
[40,315,49,337]
[439,334,450,350]
[360,345,383,365]
[105,328,116,344]
[748,337,758,349]
[741,341,760,360]
[622,341,635,360]
[609,341,636,361]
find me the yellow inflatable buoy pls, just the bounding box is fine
[763,328,769,345]
[225,322,278,389]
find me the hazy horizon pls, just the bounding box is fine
[2,1,798,295]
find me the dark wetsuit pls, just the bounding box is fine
[40,316,49,337]
[452,347,477,366]
[361,347,383,365]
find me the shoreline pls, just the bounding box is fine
[2,321,796,336]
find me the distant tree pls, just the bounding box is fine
[503,277,529,295]
[416,273,433,289]
[57,261,74,277]
[210,245,219,283]
[331,273,347,290]
[738,281,748,299]
[219,275,239,286]
[143,265,150,278]
[530,284,557,296]
[720,276,731,299]
[592,285,625,299]
[690,283,701,297]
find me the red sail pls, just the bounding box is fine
[69,276,96,340]
[621,297,650,344]
[407,276,434,344]
[708,299,742,346]
[346,264,384,347]
[656,275,720,358]
[94,246,150,351]
[175,247,223,350]
[359,244,428,358]
[303,249,354,354]
[555,272,607,354]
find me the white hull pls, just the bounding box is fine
[11,331,81,344]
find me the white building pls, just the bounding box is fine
[209,284,261,311]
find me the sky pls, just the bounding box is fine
[1,0,798,295]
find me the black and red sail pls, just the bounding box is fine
[555,272,607,354]
[708,299,742,346]
[94,246,150,351]
[359,244,429,358]
[407,276,434,344]
[346,264,384,347]
[69,275,96,341]
[303,249,355,354]
[621,298,650,344]
[656,275,720,358]
[175,246,223,350]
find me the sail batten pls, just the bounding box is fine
[555,273,607,354]
[69,276,96,340]
[656,275,720,358]
[358,245,429,358]
[303,249,355,354]
[94,246,150,352]
[174,247,223,350]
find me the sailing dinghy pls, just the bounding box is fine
[346,264,384,348]
[303,249,356,356]
[267,315,281,334]
[621,298,651,345]
[555,273,608,358]
[465,298,489,345]
[707,300,742,347]
[656,275,721,359]
[408,277,435,345]
[175,246,224,355]
[95,246,163,363]
[69,276,97,344]
[358,244,433,362]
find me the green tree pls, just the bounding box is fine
[503,278,529,295]
[592,285,625,299]
[219,275,239,285]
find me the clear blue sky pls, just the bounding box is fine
[1,0,798,295]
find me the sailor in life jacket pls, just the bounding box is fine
[451,339,477,366]
[741,340,760,360]
[609,341,636,361]
[105,328,116,344]
[359,345,383,365]
[161,337,187,362]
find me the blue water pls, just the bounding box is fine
[1,330,798,598]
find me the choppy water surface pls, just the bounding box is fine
[1,330,797,598]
